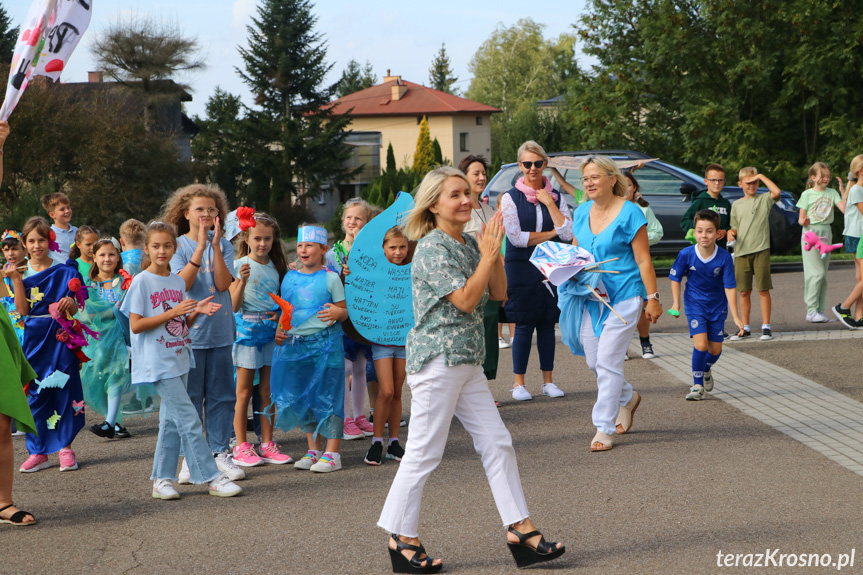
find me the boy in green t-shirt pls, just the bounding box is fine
[727,167,782,341]
[681,163,732,248]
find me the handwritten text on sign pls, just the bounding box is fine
[345,192,414,346]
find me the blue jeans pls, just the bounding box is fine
[512,321,556,375]
[151,375,220,484]
[187,346,236,454]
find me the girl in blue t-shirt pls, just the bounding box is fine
[161,184,243,484]
[121,222,241,500]
[228,213,292,468]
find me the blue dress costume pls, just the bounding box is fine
[77,278,132,422]
[2,277,25,346]
[270,269,345,439]
[22,262,87,455]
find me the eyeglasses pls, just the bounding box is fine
[581,175,605,184]
[705,178,725,183]
[521,161,545,169]
[192,207,218,216]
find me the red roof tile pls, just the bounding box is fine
[325,79,500,117]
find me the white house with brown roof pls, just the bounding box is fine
[326,72,501,172]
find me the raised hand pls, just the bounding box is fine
[478,211,504,259]
[195,295,222,316]
[3,261,19,281]
[535,187,554,207]
[174,299,198,317]
[212,216,222,244]
[238,263,251,283]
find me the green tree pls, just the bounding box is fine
[432,137,443,165]
[334,59,377,98]
[429,43,457,94]
[412,116,435,174]
[0,5,18,61]
[385,142,396,173]
[191,87,247,207]
[566,0,863,191]
[385,190,396,208]
[91,15,206,126]
[237,0,354,216]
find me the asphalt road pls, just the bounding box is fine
[6,269,863,575]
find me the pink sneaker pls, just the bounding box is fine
[19,453,51,473]
[232,442,263,467]
[343,418,364,440]
[258,441,293,464]
[354,415,374,437]
[58,448,78,471]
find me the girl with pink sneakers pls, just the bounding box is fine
[229,213,293,468]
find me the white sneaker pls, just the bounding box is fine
[177,458,191,484]
[309,453,342,473]
[214,452,246,481]
[624,351,630,361]
[703,371,714,392]
[805,311,816,322]
[498,337,511,349]
[811,311,829,323]
[686,385,705,401]
[541,383,564,398]
[511,385,533,401]
[152,478,180,500]
[294,450,321,470]
[208,473,243,497]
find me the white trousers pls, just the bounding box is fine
[377,354,529,537]
[580,296,643,435]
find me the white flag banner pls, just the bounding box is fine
[0,0,92,121]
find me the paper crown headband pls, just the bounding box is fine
[297,226,328,244]
[1,229,21,242]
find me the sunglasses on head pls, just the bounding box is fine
[521,160,545,169]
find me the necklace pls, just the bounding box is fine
[472,205,489,225]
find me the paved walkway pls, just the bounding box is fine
[636,329,863,478]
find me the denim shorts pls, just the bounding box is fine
[232,340,276,370]
[846,235,860,255]
[372,344,406,361]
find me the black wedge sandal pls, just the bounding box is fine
[388,534,443,574]
[0,504,37,526]
[507,526,565,568]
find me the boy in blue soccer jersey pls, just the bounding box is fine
[669,210,744,400]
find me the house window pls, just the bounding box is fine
[459,132,469,152]
[476,116,482,126]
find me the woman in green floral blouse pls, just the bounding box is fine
[377,167,565,573]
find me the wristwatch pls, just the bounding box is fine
[646,292,660,301]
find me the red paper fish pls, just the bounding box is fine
[118,269,133,290]
[237,207,257,232]
[268,292,294,332]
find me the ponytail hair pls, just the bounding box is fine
[806,162,830,190]
[68,225,99,260]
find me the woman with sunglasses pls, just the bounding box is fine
[499,141,572,402]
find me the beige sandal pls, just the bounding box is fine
[590,431,614,452]
[615,391,641,435]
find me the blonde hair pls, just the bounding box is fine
[850,155,863,182]
[403,167,471,240]
[159,184,231,237]
[234,212,289,281]
[806,162,830,190]
[342,198,374,233]
[738,166,758,181]
[119,219,146,248]
[140,222,178,272]
[516,140,548,163]
[582,155,628,198]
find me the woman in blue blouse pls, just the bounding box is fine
[562,156,662,452]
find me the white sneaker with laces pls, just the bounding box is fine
[541,383,564,398]
[811,311,829,323]
[214,452,246,481]
[511,385,533,401]
[498,337,511,349]
[177,458,191,484]
[703,371,714,392]
[152,478,180,500]
[208,473,243,497]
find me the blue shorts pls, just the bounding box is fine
[687,314,726,343]
[846,236,860,255]
[372,344,406,361]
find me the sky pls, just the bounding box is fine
[7,0,588,118]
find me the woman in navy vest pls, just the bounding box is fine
[500,141,573,401]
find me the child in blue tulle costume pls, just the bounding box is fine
[77,237,135,439]
[271,225,348,473]
[6,217,89,473]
